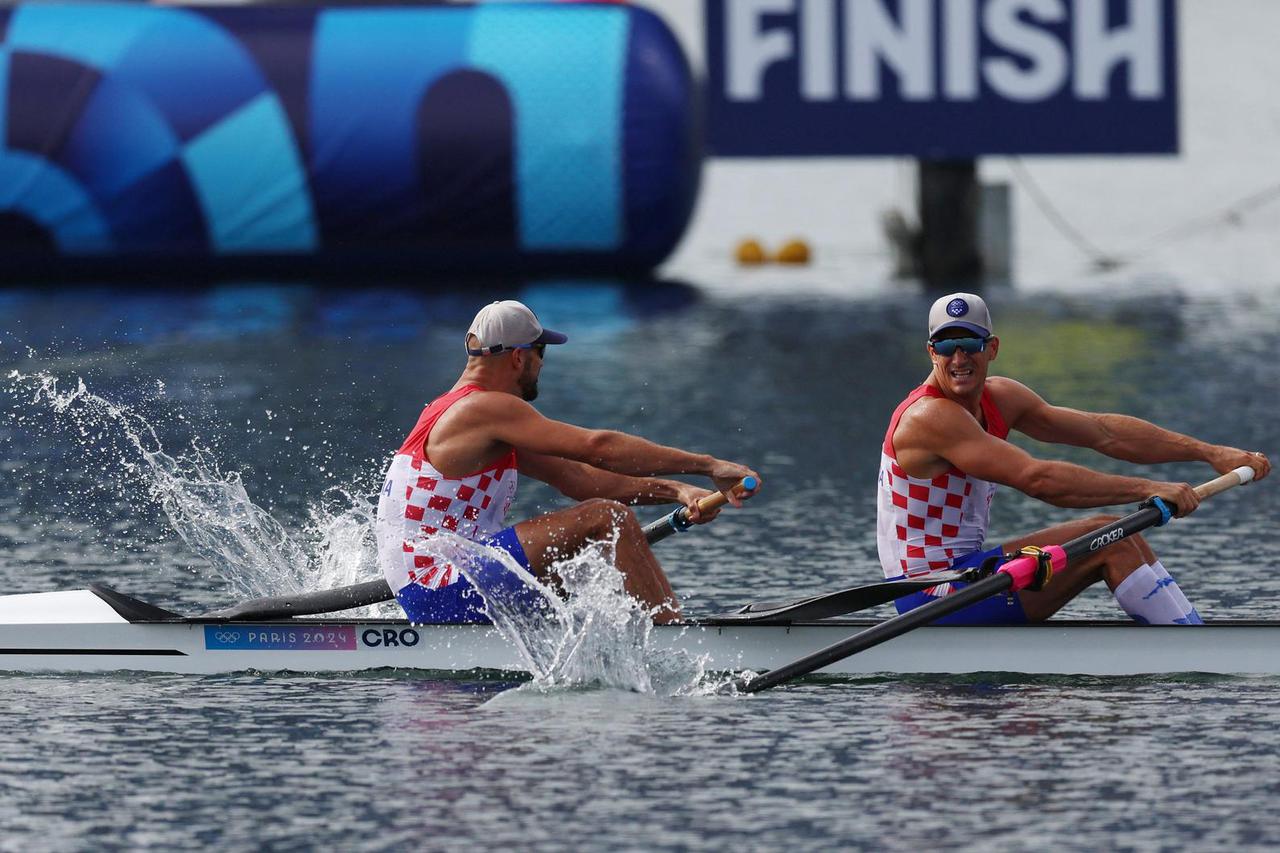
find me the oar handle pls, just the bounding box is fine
[1196,465,1255,500]
[642,476,759,544]
[1000,467,1257,594]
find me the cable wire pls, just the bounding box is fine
[1007,156,1280,272]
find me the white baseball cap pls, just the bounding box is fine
[465,300,568,355]
[928,292,993,339]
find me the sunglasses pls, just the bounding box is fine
[466,341,548,357]
[929,337,990,357]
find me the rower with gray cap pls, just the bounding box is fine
[876,292,1270,626]
[375,300,760,624]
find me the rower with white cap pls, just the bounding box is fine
[876,292,1270,625]
[375,300,760,625]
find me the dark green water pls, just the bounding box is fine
[1,280,1278,849]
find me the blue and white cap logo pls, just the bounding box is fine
[947,298,969,318]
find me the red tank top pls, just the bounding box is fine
[876,384,1009,578]
[375,385,519,593]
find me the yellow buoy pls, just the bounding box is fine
[735,238,767,265]
[774,239,811,265]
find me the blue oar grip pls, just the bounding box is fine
[668,510,694,533]
[742,476,758,492]
[1149,496,1173,527]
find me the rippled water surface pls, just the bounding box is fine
[2,280,1280,849]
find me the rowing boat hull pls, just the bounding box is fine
[1,619,1277,677]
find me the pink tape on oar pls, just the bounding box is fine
[997,545,1068,592]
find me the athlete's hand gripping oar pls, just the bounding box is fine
[738,466,1257,694]
[642,476,759,544]
[201,476,760,621]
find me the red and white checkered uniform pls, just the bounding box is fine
[375,385,517,594]
[876,384,1009,582]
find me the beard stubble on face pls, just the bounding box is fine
[519,360,539,401]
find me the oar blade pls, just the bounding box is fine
[200,578,394,621]
[705,572,971,625]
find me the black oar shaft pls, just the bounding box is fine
[740,509,1165,692]
[740,573,1012,693]
[1059,505,1162,563]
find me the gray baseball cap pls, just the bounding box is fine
[465,300,568,355]
[928,292,993,339]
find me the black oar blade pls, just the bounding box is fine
[706,572,971,625]
[200,578,395,621]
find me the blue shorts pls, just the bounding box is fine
[892,546,1029,626]
[394,526,541,624]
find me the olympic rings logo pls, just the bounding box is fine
[214,631,242,643]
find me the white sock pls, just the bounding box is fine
[1148,561,1202,624]
[1113,563,1204,625]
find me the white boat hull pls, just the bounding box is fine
[1,618,1278,677]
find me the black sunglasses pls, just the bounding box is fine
[929,336,991,357]
[466,342,547,357]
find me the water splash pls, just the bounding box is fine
[5,368,379,601]
[304,487,381,593]
[412,530,735,697]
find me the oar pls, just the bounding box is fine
[202,476,759,621]
[739,466,1256,693]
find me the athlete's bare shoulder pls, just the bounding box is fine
[984,376,1046,424]
[890,393,978,476]
[893,392,974,457]
[897,392,980,438]
[438,388,534,434]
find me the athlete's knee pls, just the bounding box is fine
[577,498,639,536]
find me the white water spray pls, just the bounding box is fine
[412,530,732,696]
[5,368,379,601]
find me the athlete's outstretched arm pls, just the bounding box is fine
[898,396,1202,515]
[453,392,759,502]
[997,378,1270,481]
[517,452,722,520]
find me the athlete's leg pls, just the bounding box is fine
[513,499,679,623]
[1002,515,1197,623]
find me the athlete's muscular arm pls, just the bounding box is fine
[994,377,1271,481]
[433,391,759,504]
[895,395,1202,516]
[517,452,722,521]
